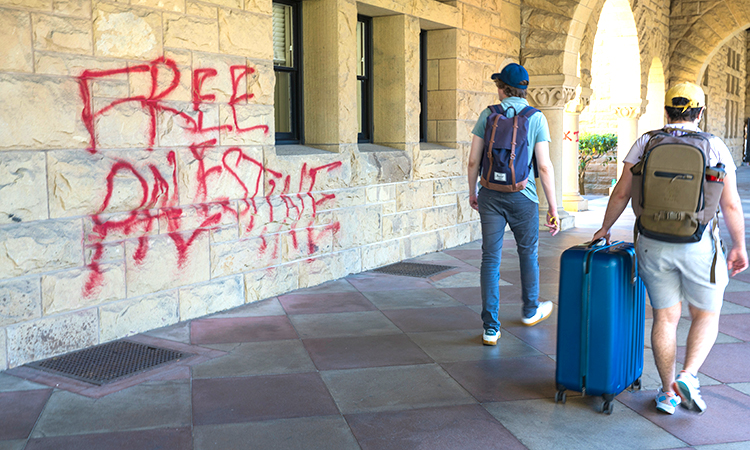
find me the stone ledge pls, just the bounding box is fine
[419,142,456,151]
[274,144,332,156]
[358,143,403,153]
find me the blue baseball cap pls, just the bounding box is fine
[491,63,529,89]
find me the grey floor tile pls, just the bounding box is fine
[432,271,511,288]
[443,356,557,403]
[725,278,750,292]
[729,382,750,396]
[362,288,463,309]
[407,329,542,363]
[143,321,191,343]
[30,380,191,437]
[194,416,360,450]
[484,396,686,450]
[290,310,401,338]
[719,301,750,315]
[0,441,26,450]
[0,373,48,393]
[287,279,360,295]
[206,298,286,318]
[191,340,316,378]
[320,364,475,414]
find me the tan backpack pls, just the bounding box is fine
[630,128,725,280]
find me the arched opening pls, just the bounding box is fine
[638,58,666,134]
[578,0,641,194]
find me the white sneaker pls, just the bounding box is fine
[655,389,681,414]
[673,371,707,413]
[521,301,553,326]
[482,329,500,345]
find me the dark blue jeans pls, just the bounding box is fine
[478,188,540,332]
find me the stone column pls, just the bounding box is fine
[302,0,358,151]
[373,15,420,148]
[611,102,645,178]
[527,76,577,230]
[562,87,592,212]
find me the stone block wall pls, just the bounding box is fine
[704,32,747,162]
[0,0,509,370]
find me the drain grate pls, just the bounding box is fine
[372,262,454,278]
[26,340,190,385]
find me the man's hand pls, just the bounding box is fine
[469,193,479,211]
[727,246,749,277]
[592,227,611,245]
[544,210,559,236]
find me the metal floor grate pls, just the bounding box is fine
[26,340,190,385]
[372,262,454,278]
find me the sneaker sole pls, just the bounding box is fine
[655,404,676,415]
[674,380,707,414]
[522,311,551,327]
[482,333,500,345]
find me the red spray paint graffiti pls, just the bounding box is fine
[80,59,343,298]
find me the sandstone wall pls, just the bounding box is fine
[703,32,747,163]
[0,0,540,370]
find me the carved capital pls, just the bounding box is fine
[611,102,647,120]
[527,86,577,109]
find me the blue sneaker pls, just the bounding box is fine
[482,329,499,346]
[673,371,707,413]
[655,389,681,414]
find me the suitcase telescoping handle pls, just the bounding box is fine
[579,239,623,394]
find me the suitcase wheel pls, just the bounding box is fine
[555,389,567,404]
[631,377,642,390]
[601,394,615,414]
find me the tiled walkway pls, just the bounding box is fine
[1,167,749,450]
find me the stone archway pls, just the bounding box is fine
[669,0,750,85]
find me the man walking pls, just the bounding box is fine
[593,82,748,414]
[467,63,560,346]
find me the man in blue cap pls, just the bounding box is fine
[467,62,560,346]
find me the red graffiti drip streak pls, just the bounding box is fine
[169,213,222,267]
[83,243,106,298]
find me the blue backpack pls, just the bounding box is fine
[480,104,539,192]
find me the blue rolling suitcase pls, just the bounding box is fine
[555,240,646,414]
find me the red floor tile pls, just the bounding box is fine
[192,373,339,425]
[346,404,526,450]
[303,334,432,370]
[0,389,52,440]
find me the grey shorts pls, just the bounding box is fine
[636,228,727,312]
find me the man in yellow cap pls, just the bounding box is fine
[592,82,748,415]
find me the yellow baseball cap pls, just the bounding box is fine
[665,82,705,112]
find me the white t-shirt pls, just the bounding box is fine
[623,123,737,173]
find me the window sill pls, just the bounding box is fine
[358,143,403,153]
[274,144,334,156]
[420,142,456,151]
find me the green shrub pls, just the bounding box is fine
[578,132,617,195]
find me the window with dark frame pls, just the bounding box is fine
[273,0,303,144]
[357,15,373,143]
